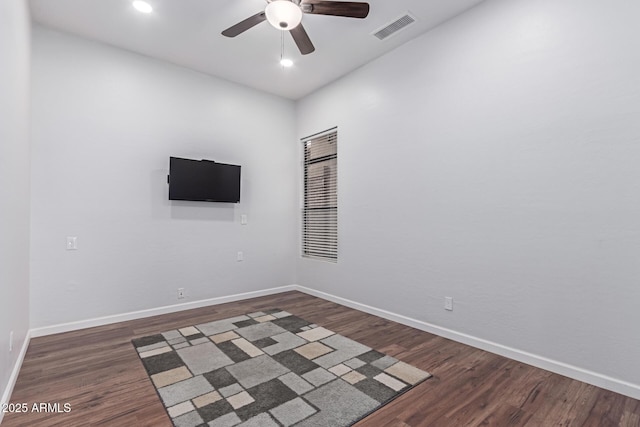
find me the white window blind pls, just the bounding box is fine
[302,128,338,261]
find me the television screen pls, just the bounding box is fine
[168,157,241,203]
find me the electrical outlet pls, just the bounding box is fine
[177,288,185,299]
[237,251,244,262]
[9,331,14,352]
[66,236,78,250]
[444,297,453,311]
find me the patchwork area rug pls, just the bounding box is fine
[132,309,431,427]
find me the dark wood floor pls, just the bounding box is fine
[4,291,639,426]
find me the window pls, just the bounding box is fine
[302,128,338,261]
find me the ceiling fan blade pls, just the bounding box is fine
[222,12,267,37]
[301,1,369,19]
[290,24,315,55]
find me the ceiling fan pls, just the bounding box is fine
[222,0,370,55]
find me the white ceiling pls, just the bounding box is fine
[29,0,485,100]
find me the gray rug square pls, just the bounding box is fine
[278,372,314,395]
[302,367,336,387]
[133,309,431,426]
[296,379,379,427]
[236,322,288,342]
[173,410,203,427]
[263,331,307,355]
[269,397,317,426]
[237,412,280,427]
[177,342,234,375]
[226,355,289,389]
[196,315,251,336]
[209,412,241,427]
[314,334,372,368]
[158,376,214,407]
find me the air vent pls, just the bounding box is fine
[372,13,416,41]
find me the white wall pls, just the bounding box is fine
[297,0,640,391]
[0,0,31,412]
[30,27,297,328]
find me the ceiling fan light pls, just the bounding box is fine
[132,0,153,14]
[265,1,303,31]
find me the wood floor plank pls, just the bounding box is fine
[3,291,639,426]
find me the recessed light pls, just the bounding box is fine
[133,1,153,14]
[280,58,294,68]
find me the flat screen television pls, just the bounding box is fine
[168,157,241,203]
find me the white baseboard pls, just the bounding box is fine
[30,285,297,338]
[0,329,31,425]
[294,285,640,400]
